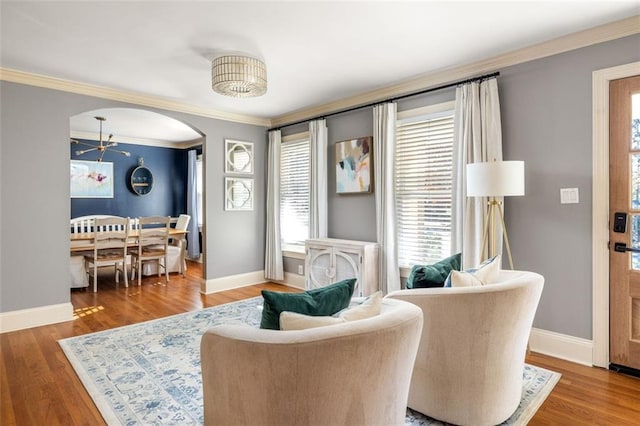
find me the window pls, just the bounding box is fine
[280,133,310,250]
[196,154,203,227]
[395,102,455,269]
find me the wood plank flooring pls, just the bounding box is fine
[2,262,639,425]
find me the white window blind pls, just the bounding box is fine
[280,137,310,247]
[395,109,454,267]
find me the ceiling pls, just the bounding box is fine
[2,1,639,142]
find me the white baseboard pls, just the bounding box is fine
[0,302,74,333]
[530,327,593,366]
[276,272,305,289]
[202,270,307,294]
[201,270,266,294]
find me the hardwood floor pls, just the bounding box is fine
[1,262,639,425]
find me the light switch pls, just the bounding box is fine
[560,188,579,204]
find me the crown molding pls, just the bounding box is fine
[2,15,638,130]
[70,131,204,150]
[0,68,270,127]
[271,15,640,128]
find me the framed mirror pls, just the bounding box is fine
[225,139,253,174]
[225,177,254,211]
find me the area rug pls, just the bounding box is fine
[59,297,560,425]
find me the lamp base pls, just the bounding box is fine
[480,198,515,269]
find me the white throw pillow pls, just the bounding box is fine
[448,255,501,287]
[339,291,383,321]
[279,312,346,330]
[279,291,383,330]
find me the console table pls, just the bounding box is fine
[305,238,379,297]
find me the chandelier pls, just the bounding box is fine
[71,116,131,162]
[211,55,267,98]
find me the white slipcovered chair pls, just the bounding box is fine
[386,270,544,426]
[200,298,423,426]
[142,214,190,277]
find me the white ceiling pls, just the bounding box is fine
[2,1,639,142]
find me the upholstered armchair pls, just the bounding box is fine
[200,298,423,426]
[386,270,544,426]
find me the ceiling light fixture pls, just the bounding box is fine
[71,116,131,162]
[211,55,267,98]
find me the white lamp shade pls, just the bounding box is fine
[466,161,525,197]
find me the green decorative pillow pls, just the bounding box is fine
[260,278,356,330]
[406,253,462,289]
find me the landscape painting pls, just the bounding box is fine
[70,160,114,198]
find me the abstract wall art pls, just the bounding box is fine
[335,136,372,194]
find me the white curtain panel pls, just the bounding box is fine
[265,130,284,281]
[186,150,201,259]
[373,103,401,294]
[309,119,328,239]
[452,78,503,268]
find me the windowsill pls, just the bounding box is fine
[282,244,305,260]
[399,266,411,279]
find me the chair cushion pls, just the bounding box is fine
[406,253,461,288]
[445,254,501,287]
[85,250,125,262]
[279,291,383,330]
[260,278,356,330]
[130,247,166,257]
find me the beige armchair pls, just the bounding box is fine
[200,298,423,426]
[386,270,544,426]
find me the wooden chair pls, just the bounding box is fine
[130,216,171,286]
[141,214,191,277]
[83,216,130,293]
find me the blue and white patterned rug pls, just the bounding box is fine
[59,296,560,425]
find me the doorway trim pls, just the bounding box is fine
[592,61,640,368]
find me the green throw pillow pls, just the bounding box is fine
[260,278,356,330]
[406,253,462,289]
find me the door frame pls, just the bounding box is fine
[592,61,640,368]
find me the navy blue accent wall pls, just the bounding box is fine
[71,141,195,219]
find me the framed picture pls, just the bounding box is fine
[225,177,254,211]
[335,136,372,194]
[70,160,114,198]
[225,139,253,174]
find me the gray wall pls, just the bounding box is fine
[3,33,639,340]
[283,34,639,340]
[0,82,267,312]
[501,34,640,339]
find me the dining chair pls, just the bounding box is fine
[83,216,130,293]
[130,216,171,286]
[141,214,191,277]
[170,214,191,276]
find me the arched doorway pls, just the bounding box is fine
[69,107,206,288]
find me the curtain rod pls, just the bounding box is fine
[269,71,500,132]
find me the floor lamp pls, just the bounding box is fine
[466,161,525,269]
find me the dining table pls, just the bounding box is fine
[70,228,188,252]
